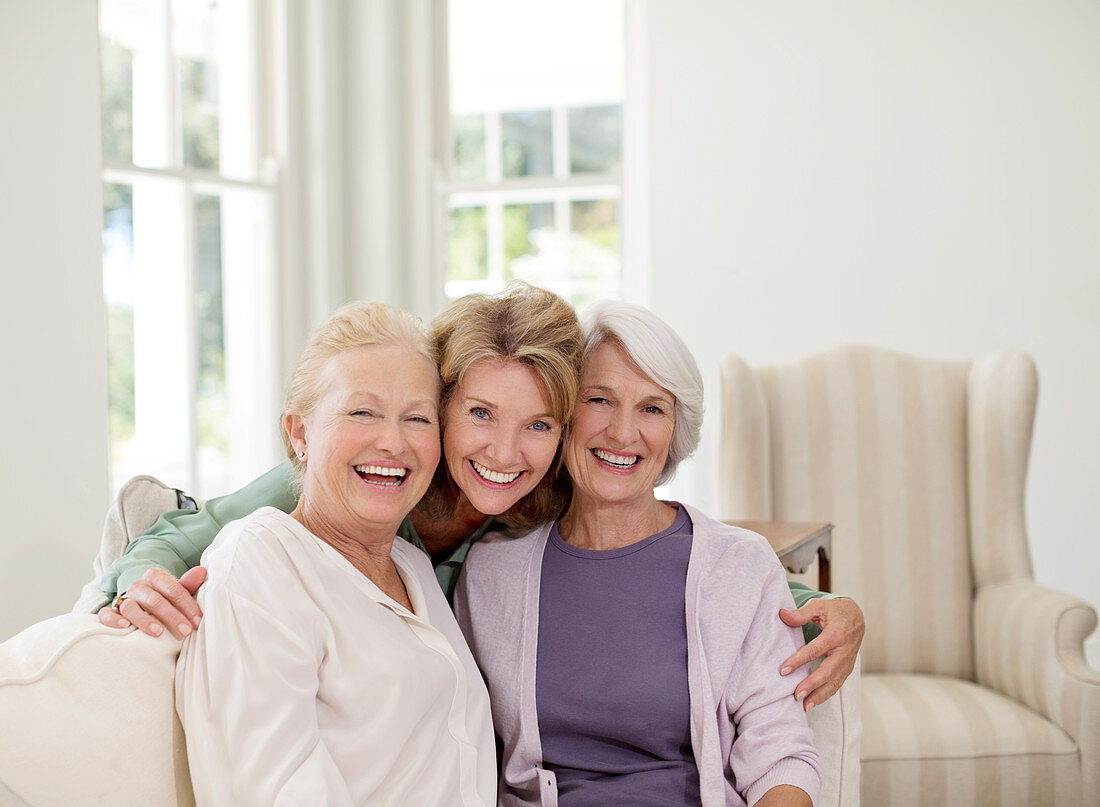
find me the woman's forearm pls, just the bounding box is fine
[754,783,812,806]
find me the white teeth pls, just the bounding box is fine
[471,460,521,485]
[354,465,407,485]
[593,448,639,468]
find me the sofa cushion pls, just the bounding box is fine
[862,673,1080,806]
[0,613,193,806]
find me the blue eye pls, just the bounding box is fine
[471,407,490,420]
[408,415,433,425]
[531,421,551,432]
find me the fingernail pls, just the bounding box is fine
[192,615,202,628]
[805,701,815,712]
[178,623,192,636]
[118,619,130,628]
[150,624,163,636]
[795,690,806,701]
[780,666,791,676]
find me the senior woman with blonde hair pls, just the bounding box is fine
[456,300,821,807]
[175,301,496,806]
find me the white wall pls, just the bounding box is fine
[0,1,109,642]
[643,0,1100,665]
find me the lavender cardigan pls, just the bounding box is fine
[453,503,822,807]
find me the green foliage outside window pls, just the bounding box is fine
[447,207,489,281]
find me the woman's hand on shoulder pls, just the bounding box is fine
[777,597,865,710]
[97,566,208,639]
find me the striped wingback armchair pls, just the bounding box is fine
[719,345,1099,806]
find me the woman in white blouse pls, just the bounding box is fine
[175,302,496,806]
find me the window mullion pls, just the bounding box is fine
[487,201,504,285]
[552,105,569,180]
[164,0,182,168]
[182,182,201,492]
[485,111,502,183]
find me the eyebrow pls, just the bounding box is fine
[584,385,674,407]
[464,395,556,420]
[343,394,438,413]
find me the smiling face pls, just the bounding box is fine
[442,358,563,516]
[287,343,442,540]
[564,341,676,511]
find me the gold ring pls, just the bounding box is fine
[112,593,130,611]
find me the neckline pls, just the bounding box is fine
[548,504,690,559]
[263,507,430,620]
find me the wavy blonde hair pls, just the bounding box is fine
[418,282,583,530]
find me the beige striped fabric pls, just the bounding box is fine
[719,345,1100,806]
[722,346,973,678]
[974,580,1100,804]
[967,352,1038,588]
[862,673,1079,806]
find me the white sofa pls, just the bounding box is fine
[0,475,861,806]
[0,476,195,807]
[0,614,193,807]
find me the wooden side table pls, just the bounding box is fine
[726,521,833,592]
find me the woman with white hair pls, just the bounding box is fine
[455,300,821,807]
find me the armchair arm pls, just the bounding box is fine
[974,579,1099,797]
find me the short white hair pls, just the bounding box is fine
[580,300,704,486]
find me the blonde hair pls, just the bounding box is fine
[419,282,583,529]
[281,301,437,486]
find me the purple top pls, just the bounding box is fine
[536,506,699,806]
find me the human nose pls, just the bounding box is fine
[485,425,522,468]
[606,409,638,446]
[374,417,408,454]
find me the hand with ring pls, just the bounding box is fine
[97,566,208,639]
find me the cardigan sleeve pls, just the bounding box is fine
[725,562,822,805]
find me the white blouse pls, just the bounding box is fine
[175,507,496,806]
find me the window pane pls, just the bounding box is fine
[569,104,621,175]
[447,206,489,281]
[100,38,134,163]
[571,199,619,251]
[502,110,552,179]
[194,194,228,491]
[175,1,221,170]
[100,0,170,169]
[453,114,486,182]
[103,182,135,476]
[179,57,220,169]
[503,203,554,279]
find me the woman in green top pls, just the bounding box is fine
[97,284,864,708]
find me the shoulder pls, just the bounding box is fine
[458,522,551,607]
[201,507,314,591]
[682,503,779,572]
[464,522,550,570]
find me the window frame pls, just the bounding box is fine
[99,0,284,498]
[432,0,641,308]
